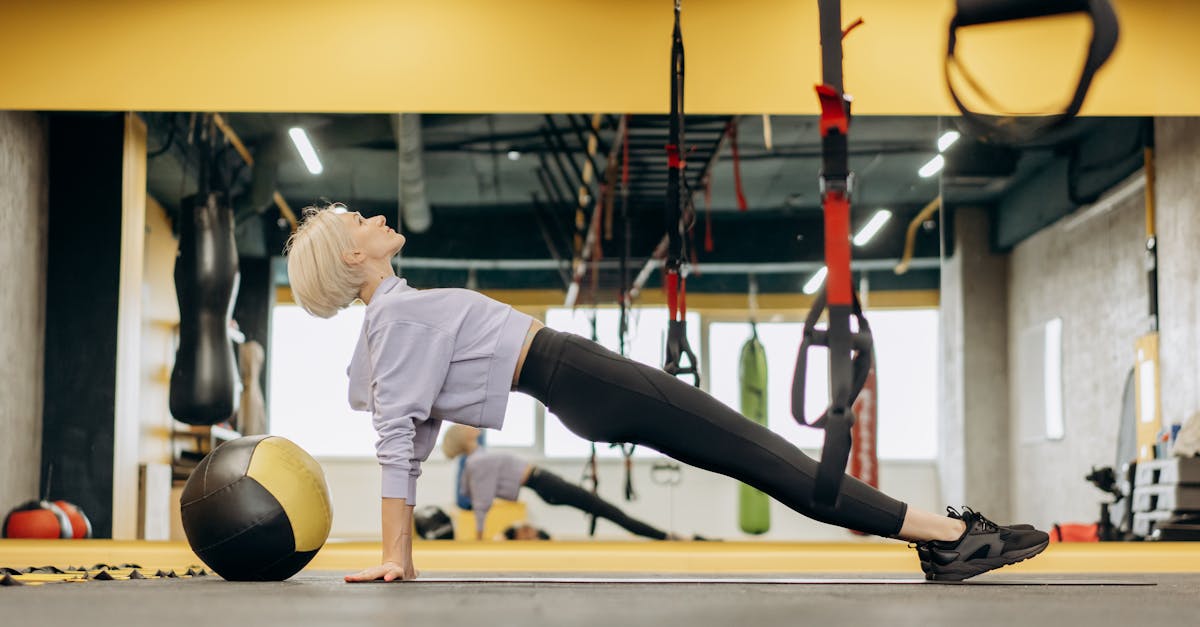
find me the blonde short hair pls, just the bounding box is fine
[442,424,481,459]
[285,204,362,318]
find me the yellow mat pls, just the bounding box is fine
[2,539,1198,577]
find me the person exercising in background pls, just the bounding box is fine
[443,425,680,541]
[503,522,551,541]
[284,203,1049,584]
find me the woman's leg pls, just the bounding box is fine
[517,328,945,540]
[522,467,670,540]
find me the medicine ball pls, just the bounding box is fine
[413,505,454,540]
[54,500,93,538]
[180,435,332,581]
[3,500,72,538]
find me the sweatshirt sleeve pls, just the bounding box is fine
[367,320,454,503]
[467,460,499,535]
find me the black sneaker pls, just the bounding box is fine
[915,507,1050,581]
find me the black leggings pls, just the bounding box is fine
[523,467,669,540]
[515,327,908,538]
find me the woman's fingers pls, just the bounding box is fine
[345,566,388,582]
[345,564,418,583]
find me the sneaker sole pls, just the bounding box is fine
[922,538,1050,582]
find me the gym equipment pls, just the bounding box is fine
[237,340,267,435]
[849,364,879,490]
[791,0,875,509]
[53,500,93,539]
[946,0,1120,144]
[738,322,770,535]
[2,500,91,539]
[414,505,455,540]
[661,0,700,388]
[169,190,241,426]
[1131,458,1200,540]
[180,435,331,581]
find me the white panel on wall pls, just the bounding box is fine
[1015,318,1065,444]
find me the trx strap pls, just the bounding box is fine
[946,0,1120,144]
[663,0,700,388]
[728,119,748,212]
[614,442,638,501]
[619,116,632,356]
[582,443,599,537]
[703,177,713,253]
[615,149,638,501]
[583,314,602,537]
[791,0,875,508]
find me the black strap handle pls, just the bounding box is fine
[792,288,874,506]
[946,0,1120,144]
[663,318,701,387]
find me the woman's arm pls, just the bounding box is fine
[345,498,418,582]
[347,321,454,583]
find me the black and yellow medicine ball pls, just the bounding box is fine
[180,435,332,581]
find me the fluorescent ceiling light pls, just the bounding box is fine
[918,154,945,178]
[937,130,961,152]
[288,127,323,175]
[507,150,521,161]
[853,209,893,246]
[802,266,827,295]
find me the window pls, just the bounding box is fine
[267,302,937,461]
[491,392,536,448]
[707,309,939,459]
[268,304,537,457]
[541,307,700,458]
[268,304,375,457]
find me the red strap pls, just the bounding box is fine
[704,178,714,252]
[823,190,852,306]
[815,84,849,136]
[665,144,685,169]
[729,122,748,211]
[842,17,865,39]
[665,272,679,320]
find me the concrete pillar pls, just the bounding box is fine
[0,112,48,513]
[1155,118,1200,429]
[939,206,1011,519]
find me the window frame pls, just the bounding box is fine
[266,301,938,462]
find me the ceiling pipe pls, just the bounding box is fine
[391,113,432,233]
[395,256,940,274]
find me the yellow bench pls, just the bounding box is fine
[454,500,528,541]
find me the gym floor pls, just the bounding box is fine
[0,572,1194,627]
[2,541,1198,626]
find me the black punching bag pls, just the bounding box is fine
[170,191,241,425]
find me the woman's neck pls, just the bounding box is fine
[358,264,396,305]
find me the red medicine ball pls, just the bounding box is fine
[53,500,93,539]
[2,500,91,539]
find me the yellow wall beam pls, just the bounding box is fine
[0,1,1195,115]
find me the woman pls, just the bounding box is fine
[284,204,1048,583]
[443,424,682,541]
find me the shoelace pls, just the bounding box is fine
[960,506,1000,533]
[945,506,1001,533]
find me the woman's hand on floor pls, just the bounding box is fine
[344,561,419,583]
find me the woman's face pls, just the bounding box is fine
[339,211,405,262]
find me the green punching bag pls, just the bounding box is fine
[738,324,771,535]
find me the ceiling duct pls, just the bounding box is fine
[392,113,431,233]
